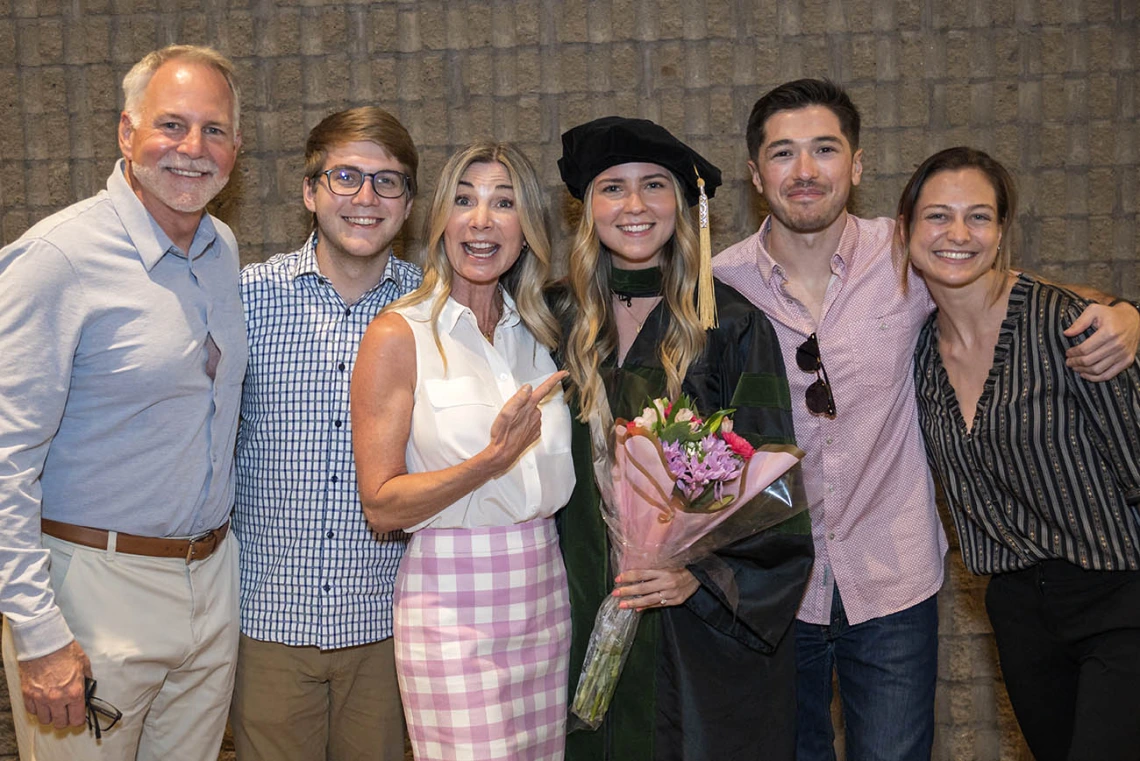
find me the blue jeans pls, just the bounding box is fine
[794,587,938,761]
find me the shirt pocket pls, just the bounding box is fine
[524,374,573,454]
[422,376,501,459]
[841,311,916,391]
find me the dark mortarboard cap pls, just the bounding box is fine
[558,116,722,207]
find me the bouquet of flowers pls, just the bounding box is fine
[570,396,805,730]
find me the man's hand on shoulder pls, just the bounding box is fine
[1064,300,1140,382]
[18,639,91,729]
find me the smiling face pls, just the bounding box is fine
[905,168,1003,292]
[303,140,413,267]
[590,162,678,270]
[118,59,240,229]
[443,161,526,298]
[748,105,862,236]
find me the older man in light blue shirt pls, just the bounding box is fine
[0,44,245,761]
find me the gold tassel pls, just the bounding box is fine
[696,169,717,329]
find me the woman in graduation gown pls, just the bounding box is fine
[552,116,814,761]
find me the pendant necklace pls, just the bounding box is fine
[480,288,504,344]
[615,293,660,334]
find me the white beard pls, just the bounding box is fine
[131,157,230,213]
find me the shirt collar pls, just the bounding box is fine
[755,213,858,284]
[291,231,401,295]
[107,159,219,271]
[291,233,322,279]
[437,285,522,335]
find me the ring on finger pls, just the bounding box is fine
[659,591,668,606]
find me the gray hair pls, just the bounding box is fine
[122,45,241,132]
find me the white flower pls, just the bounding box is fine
[720,418,734,434]
[675,408,695,423]
[633,406,658,429]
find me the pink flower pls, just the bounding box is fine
[722,430,755,461]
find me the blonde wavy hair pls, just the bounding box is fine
[562,178,707,422]
[389,142,559,368]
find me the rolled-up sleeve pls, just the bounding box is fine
[0,238,85,659]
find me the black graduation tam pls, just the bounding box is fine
[558,116,722,207]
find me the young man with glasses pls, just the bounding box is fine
[229,107,421,761]
[0,45,245,761]
[713,79,1139,761]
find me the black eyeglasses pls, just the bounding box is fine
[795,333,836,418]
[320,167,411,199]
[85,678,122,740]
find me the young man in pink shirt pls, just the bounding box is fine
[713,78,1139,761]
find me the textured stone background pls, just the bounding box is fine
[1,0,1137,759]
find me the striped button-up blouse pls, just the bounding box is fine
[915,274,1140,575]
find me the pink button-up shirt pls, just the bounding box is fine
[714,215,947,625]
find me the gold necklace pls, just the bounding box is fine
[480,289,503,343]
[615,293,659,333]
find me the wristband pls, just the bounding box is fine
[1107,297,1140,314]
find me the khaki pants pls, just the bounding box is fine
[2,531,239,761]
[229,634,405,761]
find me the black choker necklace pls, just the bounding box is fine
[611,266,663,304]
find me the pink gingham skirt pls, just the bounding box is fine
[394,518,570,761]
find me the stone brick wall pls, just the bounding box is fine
[1,0,1136,759]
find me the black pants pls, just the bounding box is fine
[985,561,1140,761]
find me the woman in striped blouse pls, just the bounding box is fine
[895,146,1140,761]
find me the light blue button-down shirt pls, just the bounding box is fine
[0,160,247,659]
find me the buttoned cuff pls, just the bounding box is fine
[8,607,74,661]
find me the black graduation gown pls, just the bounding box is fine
[556,278,814,761]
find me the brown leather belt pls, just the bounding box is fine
[41,519,230,564]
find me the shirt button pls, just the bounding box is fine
[334,420,342,428]
[344,307,351,316]
[322,583,331,592]
[330,475,339,484]
[338,362,346,372]
[828,532,835,540]
[499,374,508,381]
[826,485,834,494]
[326,530,334,539]
[880,321,888,330]
[825,437,833,445]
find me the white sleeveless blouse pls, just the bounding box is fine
[391,290,575,531]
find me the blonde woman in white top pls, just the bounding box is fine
[351,142,574,761]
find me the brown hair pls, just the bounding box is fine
[303,107,419,197]
[894,146,1018,299]
[746,78,861,160]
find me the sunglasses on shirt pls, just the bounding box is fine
[795,333,837,418]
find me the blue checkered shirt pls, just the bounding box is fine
[234,233,422,649]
